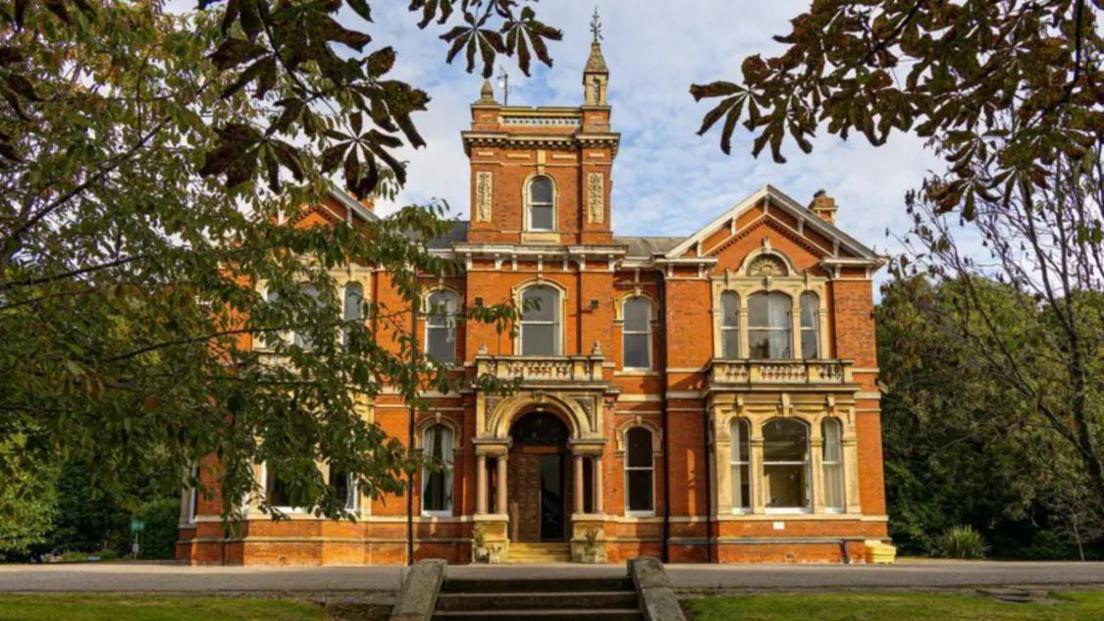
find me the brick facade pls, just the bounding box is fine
[177,37,888,566]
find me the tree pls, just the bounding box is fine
[0,435,57,560]
[692,1,1103,217]
[0,1,558,521]
[877,276,1101,558]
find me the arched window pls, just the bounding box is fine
[425,290,459,364]
[822,418,845,512]
[625,427,655,514]
[520,285,560,356]
[730,419,751,511]
[622,297,652,369]
[527,176,555,231]
[421,424,454,515]
[342,282,364,345]
[762,419,810,511]
[800,292,820,359]
[720,291,740,358]
[748,292,792,359]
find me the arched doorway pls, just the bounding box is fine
[509,411,571,542]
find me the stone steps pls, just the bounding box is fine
[434,576,642,621]
[507,542,572,563]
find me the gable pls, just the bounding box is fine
[665,185,880,263]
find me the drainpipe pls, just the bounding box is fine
[703,392,714,564]
[407,304,417,566]
[658,273,670,564]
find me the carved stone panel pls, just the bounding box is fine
[586,172,604,224]
[475,171,493,222]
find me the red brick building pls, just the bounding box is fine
[177,36,888,566]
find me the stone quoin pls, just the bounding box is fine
[176,26,889,566]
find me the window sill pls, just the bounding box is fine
[764,508,812,515]
[421,511,453,519]
[615,369,657,376]
[625,511,656,518]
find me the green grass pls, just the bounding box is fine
[685,591,1104,621]
[0,594,323,621]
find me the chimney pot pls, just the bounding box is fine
[810,191,837,225]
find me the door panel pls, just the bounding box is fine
[510,453,542,542]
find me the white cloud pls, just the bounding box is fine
[362,1,943,283]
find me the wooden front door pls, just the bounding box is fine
[508,411,570,543]
[510,452,543,542]
[509,448,566,542]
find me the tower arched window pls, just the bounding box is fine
[527,176,555,231]
[748,292,792,359]
[622,297,652,369]
[800,292,820,359]
[762,418,810,511]
[520,285,560,356]
[425,290,459,364]
[720,291,740,358]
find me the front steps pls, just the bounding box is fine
[507,542,571,563]
[434,576,642,621]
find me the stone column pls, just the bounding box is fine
[476,454,488,515]
[495,454,508,515]
[749,419,765,513]
[573,454,585,514]
[739,307,750,358]
[593,455,604,514]
[843,418,862,514]
[790,299,802,358]
[714,412,732,516]
[809,420,824,513]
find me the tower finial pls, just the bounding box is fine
[477,77,496,104]
[590,7,603,43]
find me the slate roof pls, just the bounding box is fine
[614,236,685,259]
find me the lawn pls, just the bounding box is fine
[0,594,323,621]
[685,591,1104,621]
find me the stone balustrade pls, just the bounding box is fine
[709,359,853,386]
[474,354,605,384]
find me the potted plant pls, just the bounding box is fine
[471,524,490,563]
[582,528,602,563]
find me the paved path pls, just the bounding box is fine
[1,560,1103,593]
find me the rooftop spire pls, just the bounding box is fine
[583,7,609,105]
[583,7,609,76]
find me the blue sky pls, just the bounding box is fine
[365,1,942,269]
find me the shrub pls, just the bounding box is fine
[936,525,986,559]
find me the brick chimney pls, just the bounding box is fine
[810,189,837,225]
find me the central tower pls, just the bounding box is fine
[462,29,619,246]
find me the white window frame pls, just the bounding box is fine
[729,419,750,514]
[424,289,459,364]
[525,175,556,232]
[762,419,812,515]
[185,463,199,524]
[624,427,656,517]
[519,285,562,356]
[342,281,365,345]
[720,291,740,358]
[800,291,820,359]
[747,291,793,359]
[622,297,652,370]
[263,463,310,514]
[822,417,845,513]
[421,424,455,518]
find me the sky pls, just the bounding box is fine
[362,1,942,271]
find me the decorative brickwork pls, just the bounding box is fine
[177,34,888,567]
